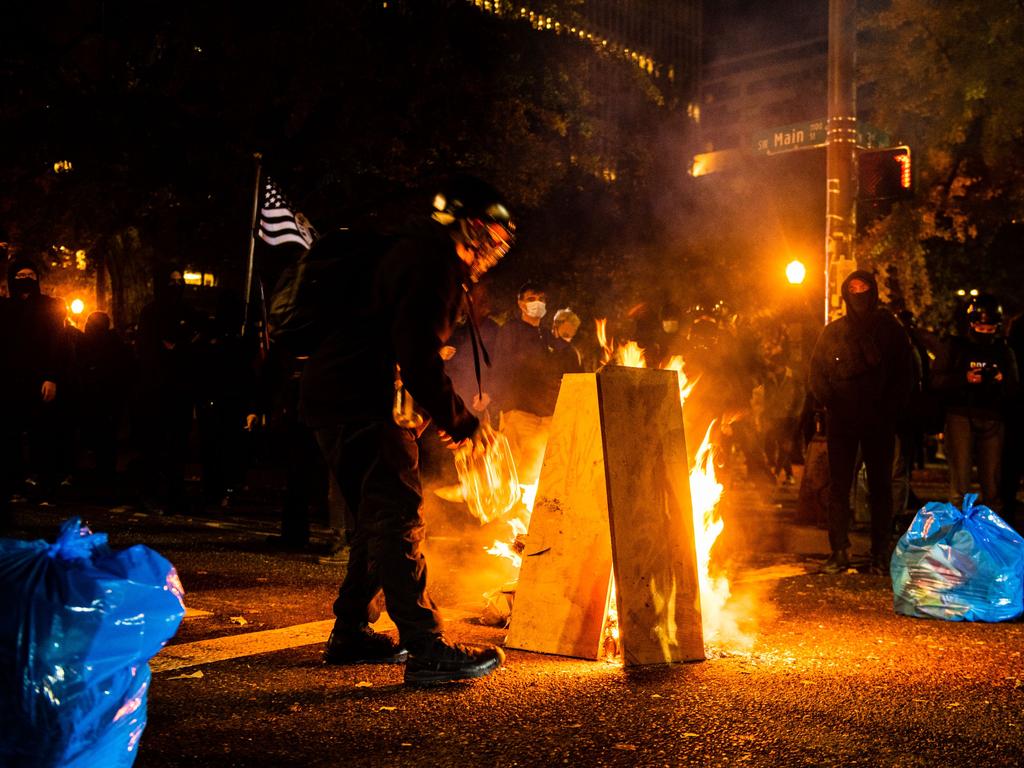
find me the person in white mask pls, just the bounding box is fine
[491,282,566,484]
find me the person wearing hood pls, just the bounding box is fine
[135,268,200,515]
[809,270,916,575]
[75,310,134,498]
[0,257,72,509]
[932,294,1018,513]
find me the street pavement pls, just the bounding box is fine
[5,467,1024,767]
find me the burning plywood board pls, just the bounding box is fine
[507,368,704,665]
[505,374,613,659]
[597,367,704,665]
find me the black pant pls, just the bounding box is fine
[827,424,896,559]
[316,421,443,644]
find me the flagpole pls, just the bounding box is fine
[242,152,263,335]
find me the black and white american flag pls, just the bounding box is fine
[258,176,316,248]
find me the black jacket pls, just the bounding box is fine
[299,225,477,441]
[1,293,69,394]
[491,317,560,416]
[809,271,916,434]
[932,334,1019,421]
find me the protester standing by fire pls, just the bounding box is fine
[933,294,1018,513]
[300,176,513,685]
[810,271,915,575]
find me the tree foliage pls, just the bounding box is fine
[860,0,1024,311]
[0,0,681,323]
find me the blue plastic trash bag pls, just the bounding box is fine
[0,518,185,767]
[891,494,1024,622]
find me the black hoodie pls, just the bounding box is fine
[809,270,916,433]
[2,258,69,393]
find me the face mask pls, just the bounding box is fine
[846,292,876,316]
[662,320,679,334]
[524,301,546,320]
[13,276,39,296]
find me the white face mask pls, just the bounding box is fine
[662,320,679,334]
[524,301,547,320]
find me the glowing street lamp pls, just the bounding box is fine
[785,260,807,285]
[70,298,85,315]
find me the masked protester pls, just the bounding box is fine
[809,270,916,575]
[551,307,583,373]
[933,294,1019,513]
[300,174,512,685]
[490,281,571,487]
[0,258,70,511]
[135,268,200,515]
[75,311,133,499]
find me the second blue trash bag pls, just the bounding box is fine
[891,494,1024,621]
[0,518,186,767]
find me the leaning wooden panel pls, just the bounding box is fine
[505,374,612,659]
[597,367,705,665]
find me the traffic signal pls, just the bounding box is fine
[858,145,913,201]
[857,145,912,228]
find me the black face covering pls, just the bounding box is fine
[846,292,877,318]
[12,276,40,298]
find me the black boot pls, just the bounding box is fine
[821,549,850,574]
[324,625,408,665]
[404,634,504,685]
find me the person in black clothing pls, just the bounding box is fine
[75,311,133,498]
[809,270,915,575]
[491,281,561,417]
[1000,311,1024,532]
[195,290,258,511]
[301,175,513,685]
[135,269,199,515]
[933,294,1019,513]
[0,258,70,509]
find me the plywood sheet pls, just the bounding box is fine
[597,367,705,665]
[505,374,612,659]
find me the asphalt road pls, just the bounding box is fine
[5,472,1024,767]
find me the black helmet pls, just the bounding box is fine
[432,175,515,280]
[966,294,1003,332]
[431,174,514,229]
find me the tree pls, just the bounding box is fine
[859,0,1024,320]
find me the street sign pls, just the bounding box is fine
[752,119,890,155]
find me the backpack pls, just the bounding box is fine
[268,229,393,356]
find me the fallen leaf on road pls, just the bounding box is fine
[355,681,373,688]
[228,616,248,626]
[613,744,637,751]
[400,743,412,747]
[289,704,301,712]
[651,694,663,699]
[378,706,397,712]
[945,702,961,709]
[683,733,700,738]
[169,670,204,680]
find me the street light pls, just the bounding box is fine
[70,298,85,315]
[786,260,807,285]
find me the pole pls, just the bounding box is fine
[242,152,263,335]
[824,0,858,324]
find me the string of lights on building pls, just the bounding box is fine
[468,1,671,83]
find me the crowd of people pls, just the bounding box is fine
[2,177,1023,684]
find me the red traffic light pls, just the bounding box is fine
[858,145,912,200]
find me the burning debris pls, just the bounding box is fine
[470,321,751,658]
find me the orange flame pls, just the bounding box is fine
[615,340,646,368]
[595,318,614,365]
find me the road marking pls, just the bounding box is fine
[153,618,342,673]
[152,610,472,673]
